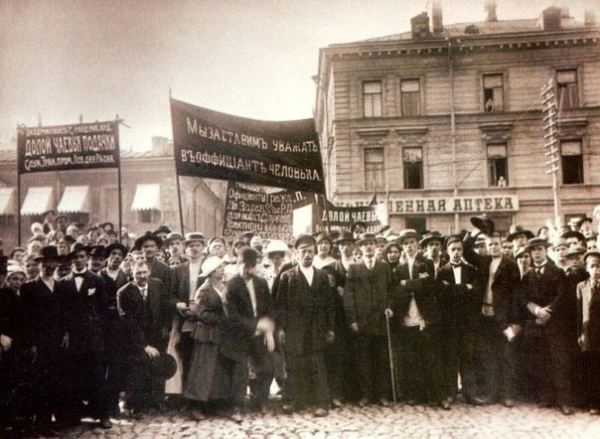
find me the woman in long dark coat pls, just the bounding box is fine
[183,256,229,416]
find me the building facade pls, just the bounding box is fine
[314,2,600,235]
[0,136,225,251]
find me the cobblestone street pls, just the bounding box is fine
[59,400,599,438]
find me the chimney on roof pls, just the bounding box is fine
[431,0,443,34]
[542,6,562,31]
[585,0,597,27]
[411,12,431,39]
[485,0,498,22]
[151,136,171,155]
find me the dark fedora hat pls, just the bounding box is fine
[506,225,534,242]
[526,237,551,250]
[67,242,90,258]
[356,232,377,246]
[335,231,355,245]
[88,245,107,258]
[470,214,495,236]
[134,232,163,250]
[33,246,59,262]
[147,353,177,381]
[153,225,172,235]
[420,231,444,247]
[105,242,128,256]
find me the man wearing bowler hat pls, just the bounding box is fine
[101,243,130,291]
[518,237,575,415]
[344,232,395,407]
[20,246,67,434]
[56,243,112,428]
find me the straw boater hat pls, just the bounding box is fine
[584,250,600,263]
[164,232,184,246]
[264,239,288,255]
[199,256,224,278]
[356,232,377,246]
[184,232,206,245]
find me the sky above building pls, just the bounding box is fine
[0,0,592,151]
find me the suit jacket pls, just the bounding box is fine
[117,278,168,354]
[147,259,173,291]
[99,268,129,291]
[394,254,439,325]
[56,269,108,352]
[221,274,272,362]
[276,265,334,355]
[344,258,395,336]
[437,261,480,331]
[463,237,522,329]
[519,259,568,335]
[20,277,64,352]
[577,280,600,352]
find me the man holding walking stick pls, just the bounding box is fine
[344,233,397,407]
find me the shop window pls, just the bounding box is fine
[138,209,161,224]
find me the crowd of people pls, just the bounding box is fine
[1,210,600,437]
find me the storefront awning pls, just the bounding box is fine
[20,186,54,216]
[57,186,90,213]
[131,184,161,211]
[0,187,16,216]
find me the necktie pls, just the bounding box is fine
[535,266,543,278]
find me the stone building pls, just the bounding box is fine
[0,136,225,251]
[314,1,600,234]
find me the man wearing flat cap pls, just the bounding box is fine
[517,238,575,415]
[276,234,335,417]
[344,232,396,407]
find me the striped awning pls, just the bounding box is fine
[57,186,90,213]
[131,184,161,211]
[0,187,16,216]
[21,186,54,215]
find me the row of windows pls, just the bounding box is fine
[364,139,584,190]
[363,69,579,117]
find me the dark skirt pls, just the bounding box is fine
[183,341,233,402]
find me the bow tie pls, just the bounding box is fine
[451,262,462,268]
[73,273,85,278]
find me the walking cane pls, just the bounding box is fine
[385,312,397,404]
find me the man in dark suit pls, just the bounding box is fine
[276,234,335,417]
[463,231,522,407]
[100,243,130,291]
[576,251,600,415]
[117,260,170,417]
[56,243,112,429]
[222,247,274,422]
[20,246,67,434]
[437,235,481,406]
[134,232,172,288]
[344,232,395,407]
[518,237,575,415]
[394,229,445,408]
